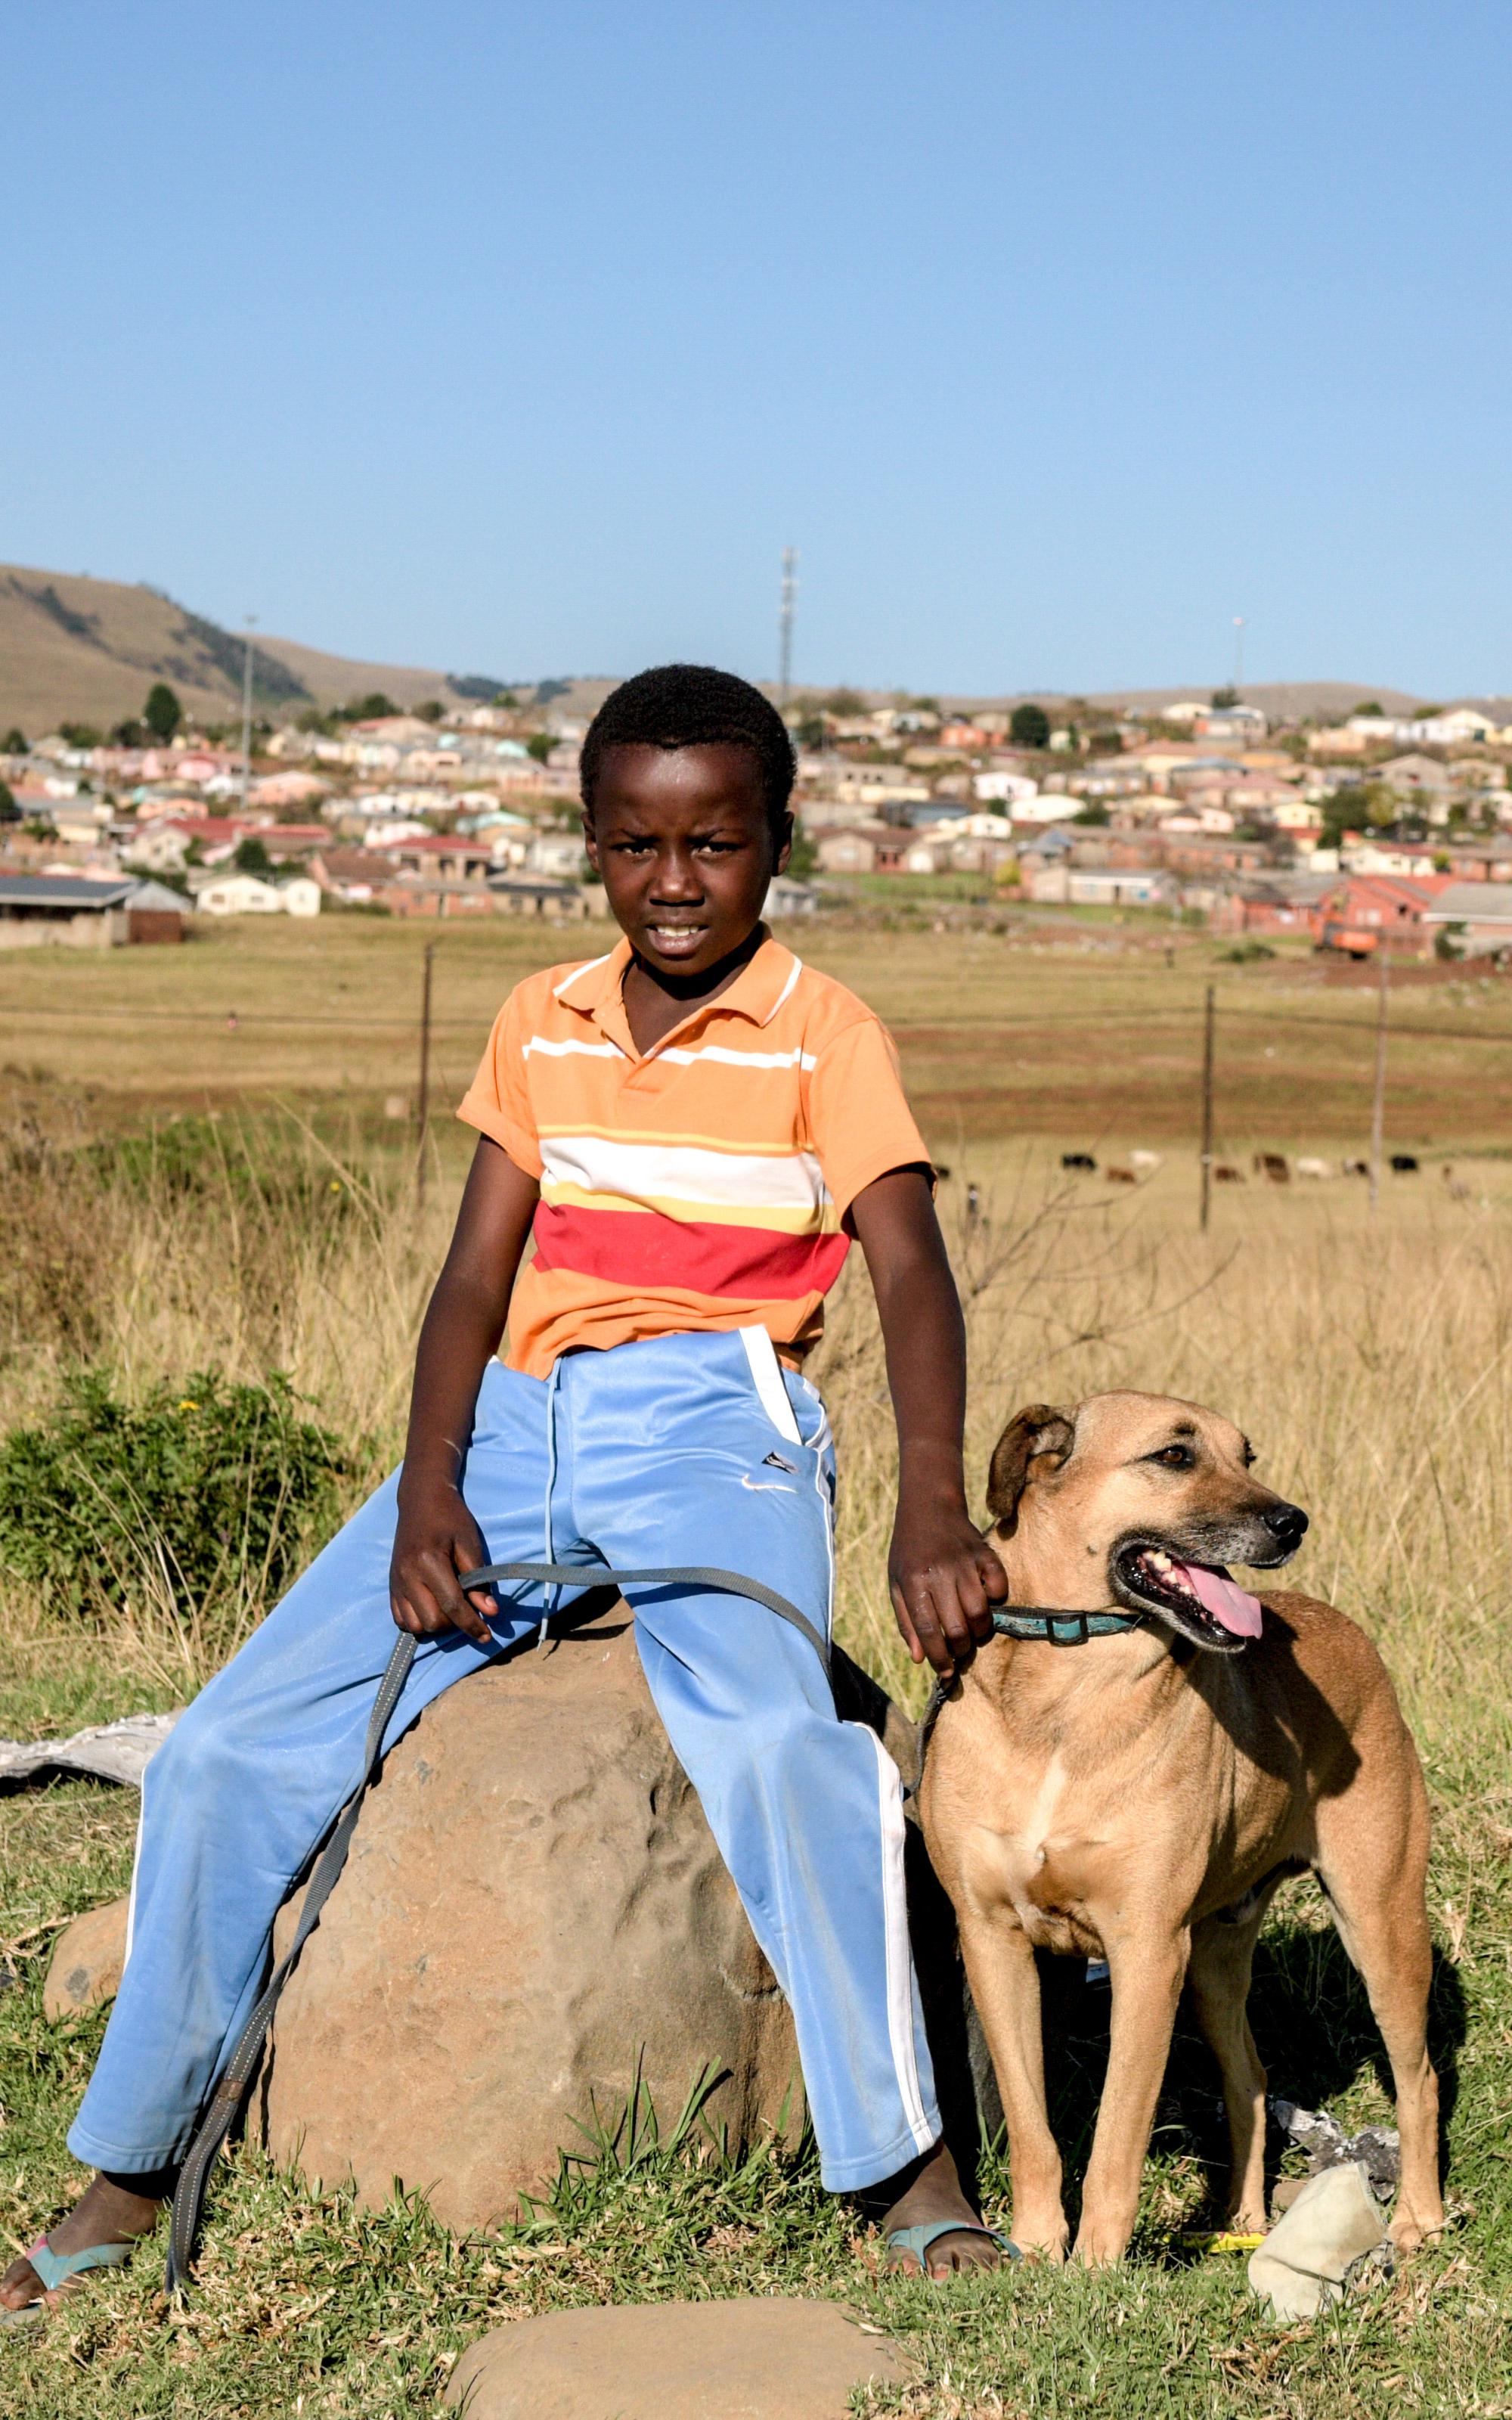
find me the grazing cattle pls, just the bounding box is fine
[1294,1157,1331,1180]
[1061,1153,1098,1172]
[1105,1165,1138,1185]
[1342,1157,1370,1177]
[1391,1154,1420,1174]
[1129,1150,1163,1174]
[1253,1153,1290,1184]
[1214,1163,1245,1184]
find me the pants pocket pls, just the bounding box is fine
[735,1325,804,1446]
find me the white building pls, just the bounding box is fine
[524,830,589,879]
[1029,866,1177,908]
[973,770,1040,804]
[195,873,321,917]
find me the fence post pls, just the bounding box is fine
[1368,949,1389,1212]
[1199,982,1216,1231]
[414,939,437,1205]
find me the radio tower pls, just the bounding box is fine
[778,547,798,706]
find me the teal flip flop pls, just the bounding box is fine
[1,2234,132,2325]
[886,2219,1021,2277]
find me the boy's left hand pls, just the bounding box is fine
[888,1494,1008,1676]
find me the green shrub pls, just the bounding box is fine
[0,1368,355,1619]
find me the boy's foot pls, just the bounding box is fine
[876,2140,1004,2279]
[0,2174,164,2316]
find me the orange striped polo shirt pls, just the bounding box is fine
[457,932,930,1377]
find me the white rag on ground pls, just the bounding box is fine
[0,1711,181,1790]
[1247,2161,1391,2318]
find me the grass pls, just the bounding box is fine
[1,918,1510,2412]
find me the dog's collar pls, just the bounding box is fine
[990,1606,1144,1646]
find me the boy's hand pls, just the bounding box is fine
[888,1494,1008,1676]
[390,1478,497,1645]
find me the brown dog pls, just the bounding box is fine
[918,1390,1442,2265]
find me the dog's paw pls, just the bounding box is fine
[1009,2221,1069,2265]
[1389,2204,1445,2256]
[1070,2225,1130,2266]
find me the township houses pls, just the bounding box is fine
[1210,871,1338,939]
[1315,873,1452,956]
[0,872,187,948]
[1420,883,1512,956]
[1027,864,1178,908]
[191,871,321,917]
[128,814,333,871]
[364,830,499,883]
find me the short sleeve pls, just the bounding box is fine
[804,1014,931,1216]
[457,986,544,1177]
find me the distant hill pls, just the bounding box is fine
[0,560,1448,738]
[866,681,1428,719]
[0,565,512,735]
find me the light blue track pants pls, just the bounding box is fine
[70,1330,941,2194]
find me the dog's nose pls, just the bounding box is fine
[1261,1501,1308,1550]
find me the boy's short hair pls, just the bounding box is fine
[580,664,796,832]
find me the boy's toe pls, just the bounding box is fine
[928,2229,1002,2276]
[0,2255,43,2312]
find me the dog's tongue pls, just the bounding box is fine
[1172,1559,1263,1638]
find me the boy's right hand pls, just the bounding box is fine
[389,1479,496,1644]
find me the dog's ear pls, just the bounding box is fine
[986,1404,1075,1533]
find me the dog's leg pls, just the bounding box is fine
[956,1907,1069,2258]
[1187,1910,1269,2231]
[1073,1928,1189,2263]
[1313,1826,1443,2251]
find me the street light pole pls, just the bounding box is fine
[238,616,257,817]
[778,548,797,708]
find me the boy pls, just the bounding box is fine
[2,666,1010,2320]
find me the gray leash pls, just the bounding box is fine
[165,1556,828,2294]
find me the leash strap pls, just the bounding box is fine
[165,1556,826,2294]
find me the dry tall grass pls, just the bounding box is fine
[3,1110,1509,1770]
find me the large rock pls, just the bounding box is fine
[255,1612,921,2229]
[442,2297,910,2420]
[43,1897,129,2019]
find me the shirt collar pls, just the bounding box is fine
[554,929,801,1052]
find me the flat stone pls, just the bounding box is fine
[43,1897,129,2020]
[443,2297,910,2420]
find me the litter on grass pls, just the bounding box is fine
[1270,2096,1402,2197]
[0,1710,180,1791]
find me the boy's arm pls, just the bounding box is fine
[848,1166,1007,1676]
[390,1136,540,1643]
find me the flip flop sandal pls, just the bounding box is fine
[1,2235,132,2325]
[886,2220,1021,2278]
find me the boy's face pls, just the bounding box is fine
[584,741,791,979]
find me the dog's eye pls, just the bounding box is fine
[1150,1444,1194,1469]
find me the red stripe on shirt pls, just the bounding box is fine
[531,1202,850,1300]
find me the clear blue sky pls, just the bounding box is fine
[5,2,1508,698]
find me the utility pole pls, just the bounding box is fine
[414,940,437,1205]
[778,547,797,707]
[238,615,257,817]
[1368,948,1389,1212]
[1199,982,1216,1231]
